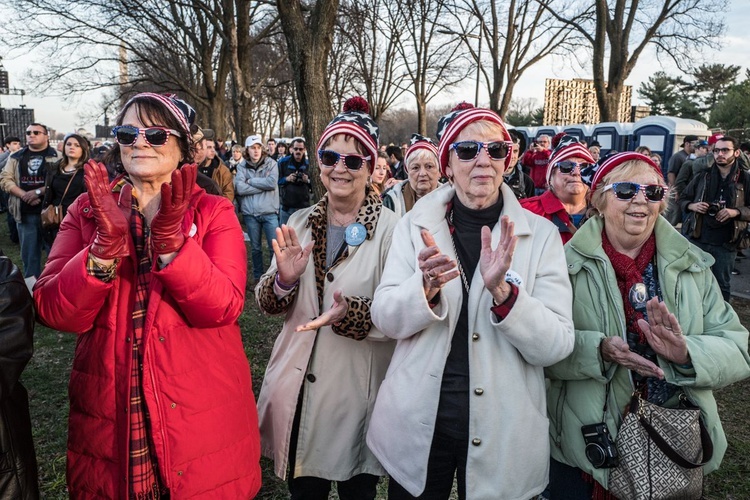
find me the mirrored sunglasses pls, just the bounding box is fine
[604,182,667,202]
[554,160,594,174]
[318,150,371,171]
[451,141,511,161]
[112,125,182,147]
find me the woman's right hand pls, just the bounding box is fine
[419,230,459,302]
[600,336,665,379]
[273,224,314,285]
[84,160,130,260]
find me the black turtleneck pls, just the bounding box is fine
[436,192,504,439]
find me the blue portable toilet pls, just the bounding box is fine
[563,124,594,144]
[512,126,537,152]
[591,122,634,155]
[631,116,709,172]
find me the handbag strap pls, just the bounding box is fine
[56,169,78,207]
[637,401,714,469]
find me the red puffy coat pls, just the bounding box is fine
[34,182,261,499]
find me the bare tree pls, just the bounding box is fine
[276,0,340,200]
[337,0,408,121]
[446,0,573,117]
[389,0,468,135]
[541,0,726,122]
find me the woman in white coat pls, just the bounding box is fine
[368,103,575,500]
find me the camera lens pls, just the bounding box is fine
[707,205,719,217]
[585,443,606,468]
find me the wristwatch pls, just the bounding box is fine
[34,189,42,196]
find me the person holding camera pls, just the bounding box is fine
[681,135,750,302]
[546,152,750,499]
[277,137,312,225]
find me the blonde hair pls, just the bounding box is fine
[589,160,668,215]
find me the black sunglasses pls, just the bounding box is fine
[604,182,667,202]
[26,130,45,136]
[451,141,511,161]
[318,150,371,171]
[112,125,182,147]
[554,160,594,174]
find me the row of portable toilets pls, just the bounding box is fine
[509,116,712,166]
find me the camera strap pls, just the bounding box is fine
[600,381,612,423]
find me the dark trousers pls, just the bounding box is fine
[287,389,379,500]
[548,458,594,499]
[694,240,736,302]
[387,429,468,500]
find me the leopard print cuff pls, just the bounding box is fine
[331,295,373,341]
[256,273,298,314]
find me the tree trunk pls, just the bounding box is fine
[277,0,338,201]
[416,96,427,136]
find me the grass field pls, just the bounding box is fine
[3,220,749,499]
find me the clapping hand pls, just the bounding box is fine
[638,297,689,365]
[479,216,518,304]
[295,289,347,332]
[84,160,130,260]
[272,224,314,286]
[418,229,459,302]
[150,164,197,256]
[601,336,665,379]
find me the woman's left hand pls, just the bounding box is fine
[295,289,348,332]
[479,216,518,304]
[637,297,690,365]
[151,164,197,257]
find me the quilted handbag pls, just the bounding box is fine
[608,392,713,500]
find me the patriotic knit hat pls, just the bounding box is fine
[122,92,195,137]
[316,97,379,173]
[435,102,512,176]
[405,133,438,164]
[546,135,596,184]
[590,152,663,194]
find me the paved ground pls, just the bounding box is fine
[731,250,750,300]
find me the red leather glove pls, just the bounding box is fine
[151,164,197,255]
[84,160,130,260]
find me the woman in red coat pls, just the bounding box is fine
[33,93,261,499]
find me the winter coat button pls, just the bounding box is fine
[177,471,183,476]
[306,374,316,383]
[159,336,165,342]
[472,438,481,446]
[474,388,484,395]
[170,403,177,409]
[327,272,334,282]
[472,333,480,341]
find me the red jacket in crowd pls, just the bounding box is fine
[521,149,552,189]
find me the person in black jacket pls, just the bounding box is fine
[0,250,39,499]
[277,137,312,225]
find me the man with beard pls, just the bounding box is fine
[0,123,58,278]
[681,136,750,301]
[276,137,311,225]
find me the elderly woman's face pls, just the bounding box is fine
[119,105,181,184]
[600,170,663,243]
[550,156,588,202]
[446,126,506,209]
[407,153,440,197]
[319,135,369,201]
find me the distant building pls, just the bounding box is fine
[631,105,651,122]
[0,107,35,144]
[543,78,632,125]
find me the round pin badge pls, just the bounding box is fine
[345,223,367,246]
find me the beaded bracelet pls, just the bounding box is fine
[275,273,299,291]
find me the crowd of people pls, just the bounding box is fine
[0,91,749,500]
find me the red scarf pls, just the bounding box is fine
[601,231,656,343]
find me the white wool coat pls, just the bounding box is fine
[367,183,575,499]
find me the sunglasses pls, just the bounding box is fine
[292,147,305,151]
[318,150,371,171]
[26,130,45,136]
[451,141,511,161]
[604,182,667,202]
[554,160,594,174]
[112,125,182,147]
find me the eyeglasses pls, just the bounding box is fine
[450,141,511,161]
[292,147,305,152]
[714,147,735,155]
[26,130,46,136]
[554,160,594,174]
[604,182,667,202]
[112,125,182,147]
[318,150,371,170]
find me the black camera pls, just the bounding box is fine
[581,423,619,468]
[706,202,724,217]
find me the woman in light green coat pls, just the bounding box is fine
[546,152,750,499]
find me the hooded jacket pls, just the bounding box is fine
[234,155,279,216]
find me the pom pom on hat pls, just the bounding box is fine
[590,152,662,194]
[435,103,512,176]
[315,97,380,173]
[545,135,596,184]
[551,132,566,149]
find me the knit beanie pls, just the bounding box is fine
[590,152,663,194]
[405,134,438,165]
[545,135,596,184]
[122,92,195,137]
[316,97,379,173]
[435,103,512,176]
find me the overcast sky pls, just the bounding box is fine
[1,0,747,136]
